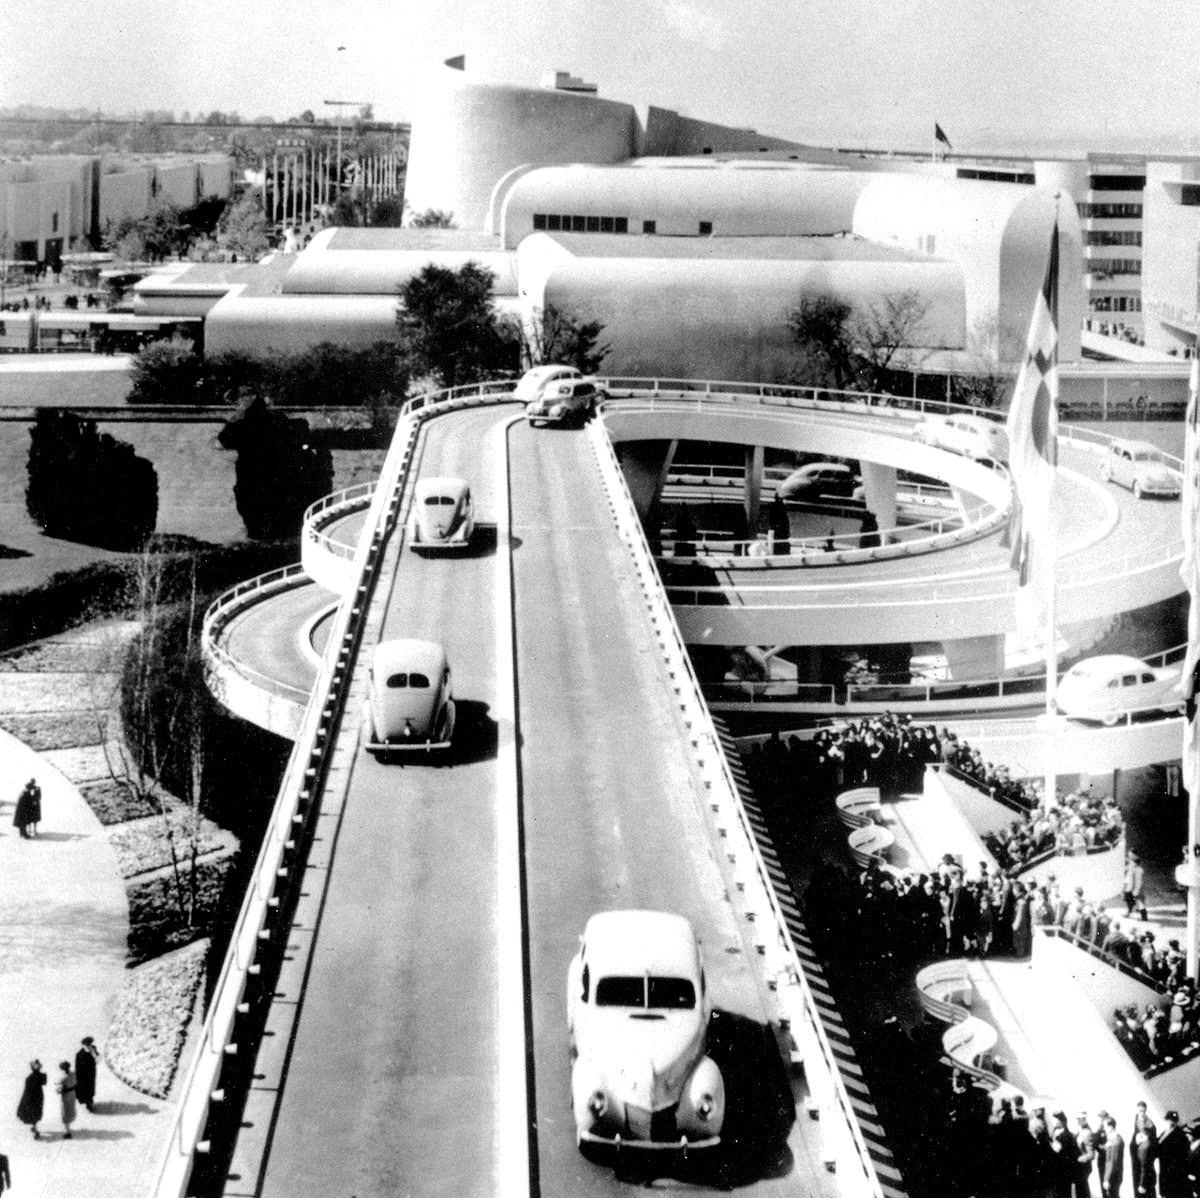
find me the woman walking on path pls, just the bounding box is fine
[55,1062,76,1139]
[12,782,36,839]
[26,779,41,837]
[16,1060,46,1139]
[74,1038,99,1112]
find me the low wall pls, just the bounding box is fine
[1015,835,1126,903]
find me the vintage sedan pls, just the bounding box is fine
[567,910,725,1156]
[1100,439,1182,499]
[912,413,1009,462]
[1055,654,1184,726]
[409,476,474,550]
[775,460,859,502]
[526,376,603,427]
[361,638,455,754]
[512,363,582,402]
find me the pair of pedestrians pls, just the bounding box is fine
[12,778,41,839]
[16,1038,100,1140]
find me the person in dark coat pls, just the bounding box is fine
[16,1060,46,1138]
[0,1149,10,1193]
[12,782,36,839]
[1011,882,1034,957]
[26,778,41,837]
[74,1037,99,1112]
[1131,1101,1158,1197]
[1101,1115,1125,1198]
[1159,1111,1189,1198]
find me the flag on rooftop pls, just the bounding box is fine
[935,123,952,150]
[1180,351,1200,799]
[1003,225,1060,643]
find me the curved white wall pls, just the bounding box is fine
[281,248,520,295]
[404,69,638,231]
[204,289,399,355]
[500,162,869,246]
[543,255,966,380]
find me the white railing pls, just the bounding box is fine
[302,481,377,562]
[201,564,315,703]
[586,418,896,1198]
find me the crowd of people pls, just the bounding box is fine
[0,292,105,313]
[940,1082,1200,1198]
[983,791,1125,874]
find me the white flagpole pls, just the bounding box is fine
[1040,208,1061,813]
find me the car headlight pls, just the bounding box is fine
[587,1089,608,1119]
[695,1093,715,1121]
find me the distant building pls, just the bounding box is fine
[0,153,234,265]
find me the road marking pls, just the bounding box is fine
[493,414,532,1197]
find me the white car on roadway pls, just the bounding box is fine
[512,363,582,403]
[1099,439,1182,499]
[362,639,456,754]
[567,910,725,1157]
[912,413,1009,462]
[1055,654,1184,726]
[409,476,474,551]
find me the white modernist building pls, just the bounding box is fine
[138,62,1083,379]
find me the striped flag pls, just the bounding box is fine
[1004,226,1060,642]
[1180,353,1200,800]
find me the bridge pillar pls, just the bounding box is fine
[942,633,1005,681]
[744,444,764,533]
[859,461,897,542]
[615,439,677,527]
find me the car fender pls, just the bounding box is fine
[677,1054,725,1136]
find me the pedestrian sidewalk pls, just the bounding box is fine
[0,727,173,1194]
[0,354,131,373]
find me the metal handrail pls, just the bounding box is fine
[202,564,314,701]
[302,482,378,562]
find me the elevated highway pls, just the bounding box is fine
[177,387,894,1197]
[177,378,1188,1197]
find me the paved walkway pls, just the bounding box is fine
[0,354,131,373]
[0,625,182,1196]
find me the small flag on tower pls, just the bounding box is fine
[935,123,952,150]
[1003,225,1060,641]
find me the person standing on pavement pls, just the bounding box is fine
[1132,1101,1158,1197]
[1158,1111,1189,1198]
[55,1061,77,1139]
[26,778,41,837]
[1102,1115,1125,1198]
[1075,1112,1098,1198]
[0,1148,10,1193]
[16,1060,46,1139]
[12,782,36,839]
[74,1037,99,1112]
[1125,852,1148,921]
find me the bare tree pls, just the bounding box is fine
[518,303,611,374]
[950,311,1025,409]
[850,289,932,392]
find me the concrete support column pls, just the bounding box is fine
[615,440,677,527]
[860,461,898,542]
[942,634,1006,681]
[744,444,764,534]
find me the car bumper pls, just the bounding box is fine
[364,737,452,753]
[578,1128,721,1153]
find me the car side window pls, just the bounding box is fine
[1141,673,1156,685]
[581,963,590,1002]
[1107,679,1120,689]
[1122,674,1138,687]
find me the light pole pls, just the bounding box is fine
[322,99,370,216]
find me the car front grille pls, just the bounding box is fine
[625,1104,677,1143]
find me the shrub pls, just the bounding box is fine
[25,410,158,550]
[127,336,203,404]
[127,855,237,964]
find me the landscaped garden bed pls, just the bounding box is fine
[105,939,209,1099]
[127,853,241,965]
[109,812,226,878]
[79,778,160,825]
[0,710,104,751]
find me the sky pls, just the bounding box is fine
[3,0,1200,155]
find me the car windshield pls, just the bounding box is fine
[595,974,696,1009]
[1132,451,1157,462]
[385,672,431,689]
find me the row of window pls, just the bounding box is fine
[1089,295,1142,313]
[1077,202,1143,219]
[1180,185,1200,207]
[1084,230,1142,247]
[531,214,716,236]
[1089,174,1146,192]
[956,167,1035,185]
[1089,259,1142,276]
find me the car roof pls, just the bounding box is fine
[371,638,448,676]
[1110,439,1160,455]
[414,475,469,499]
[521,363,580,381]
[1066,654,1152,676]
[583,910,698,977]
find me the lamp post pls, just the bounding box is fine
[322,99,370,215]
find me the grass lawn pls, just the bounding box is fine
[0,369,130,408]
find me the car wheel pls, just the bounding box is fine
[1133,480,1143,498]
[1100,462,1111,481]
[1102,711,1120,727]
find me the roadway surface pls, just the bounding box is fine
[506,419,833,1194]
[250,406,831,1195]
[257,406,505,1197]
